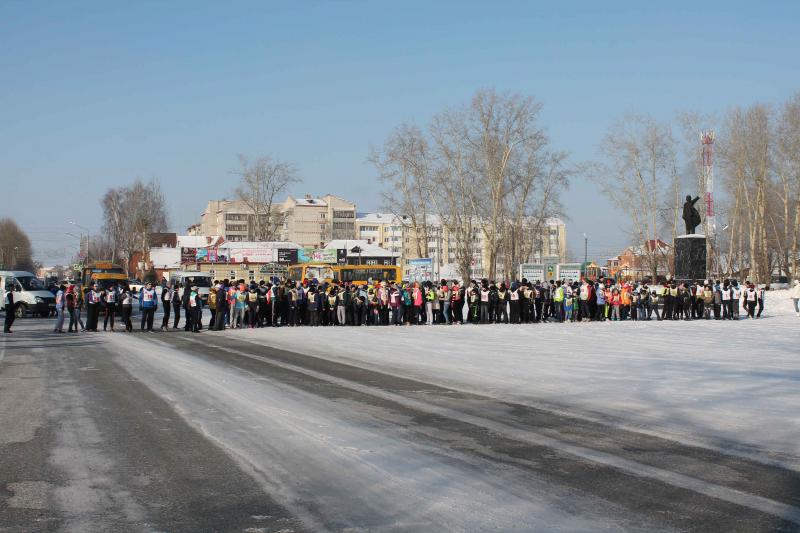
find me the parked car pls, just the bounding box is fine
[0,271,56,318]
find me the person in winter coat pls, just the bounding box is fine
[160,283,172,330]
[53,284,66,333]
[609,288,622,321]
[790,280,800,317]
[188,286,202,332]
[756,285,767,318]
[182,283,193,331]
[139,282,158,332]
[103,282,118,331]
[743,283,758,318]
[85,283,101,332]
[213,282,228,331]
[171,283,182,329]
[479,281,490,324]
[120,284,134,332]
[4,284,16,334]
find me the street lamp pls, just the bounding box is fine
[68,221,90,263]
[583,233,588,265]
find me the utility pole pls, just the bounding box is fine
[69,221,90,264]
[584,234,588,264]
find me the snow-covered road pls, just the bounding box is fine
[1,292,798,531]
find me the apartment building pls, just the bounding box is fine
[278,195,357,248]
[195,195,357,246]
[357,213,566,280]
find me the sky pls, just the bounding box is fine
[2,1,799,265]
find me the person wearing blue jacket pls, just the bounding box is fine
[139,282,158,332]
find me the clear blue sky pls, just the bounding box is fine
[2,1,798,265]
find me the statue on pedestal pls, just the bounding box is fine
[682,195,701,235]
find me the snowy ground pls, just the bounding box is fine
[3,291,798,531]
[222,289,800,469]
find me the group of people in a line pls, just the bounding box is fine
[3,276,791,336]
[47,281,203,334]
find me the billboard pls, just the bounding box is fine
[181,248,197,263]
[277,248,299,264]
[407,258,433,282]
[297,248,340,263]
[556,263,582,281]
[226,247,276,264]
[519,263,546,282]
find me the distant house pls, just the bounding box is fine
[607,240,672,280]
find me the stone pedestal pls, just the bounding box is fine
[674,234,707,281]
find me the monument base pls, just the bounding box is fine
[674,234,707,281]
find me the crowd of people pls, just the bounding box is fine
[28,275,795,335]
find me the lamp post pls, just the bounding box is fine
[583,233,588,265]
[68,221,90,263]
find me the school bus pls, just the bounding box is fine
[81,261,128,290]
[286,263,401,286]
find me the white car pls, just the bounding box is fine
[0,271,57,318]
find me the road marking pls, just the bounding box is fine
[175,334,800,526]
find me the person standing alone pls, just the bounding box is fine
[3,284,15,334]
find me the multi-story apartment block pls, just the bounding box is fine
[195,195,357,247]
[357,213,566,281]
[278,195,356,248]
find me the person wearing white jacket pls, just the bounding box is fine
[790,280,800,317]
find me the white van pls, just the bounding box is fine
[168,271,213,306]
[0,271,57,318]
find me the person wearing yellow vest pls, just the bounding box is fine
[553,281,565,323]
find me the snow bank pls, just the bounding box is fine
[231,290,800,468]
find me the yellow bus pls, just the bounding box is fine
[286,263,401,286]
[81,261,128,290]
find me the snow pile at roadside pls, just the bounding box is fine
[231,294,800,467]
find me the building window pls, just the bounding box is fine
[333,210,354,218]
[320,224,326,230]
[248,270,255,281]
[320,213,326,219]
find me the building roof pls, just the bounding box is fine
[286,195,328,207]
[177,235,224,248]
[219,241,301,250]
[357,212,564,228]
[323,239,397,257]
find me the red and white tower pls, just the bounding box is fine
[700,130,715,274]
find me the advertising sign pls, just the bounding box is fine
[181,248,197,264]
[407,258,433,282]
[277,248,299,264]
[226,247,276,264]
[557,263,582,281]
[519,263,546,282]
[297,248,339,263]
[195,247,223,263]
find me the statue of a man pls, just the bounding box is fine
[682,195,702,234]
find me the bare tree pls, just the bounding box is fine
[592,114,678,281]
[429,110,481,282]
[0,218,34,271]
[718,105,772,283]
[234,155,299,241]
[369,123,435,260]
[775,93,800,279]
[373,90,569,282]
[100,178,168,274]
